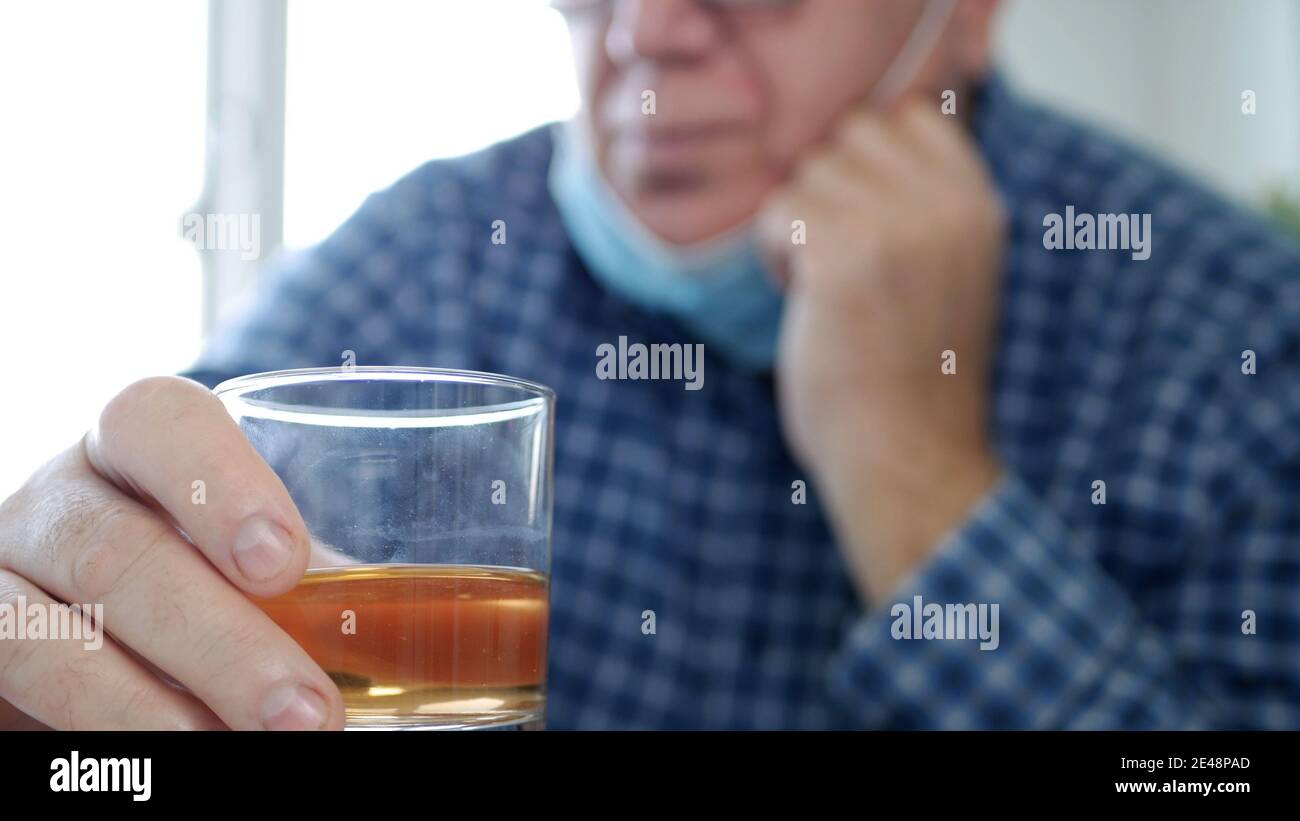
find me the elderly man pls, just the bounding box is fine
[1,0,1297,730]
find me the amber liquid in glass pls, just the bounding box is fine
[256,564,549,730]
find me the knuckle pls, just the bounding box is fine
[0,442,90,569]
[99,375,207,440]
[33,483,123,573]
[185,613,279,697]
[69,510,172,602]
[196,614,268,672]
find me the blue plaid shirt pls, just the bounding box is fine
[186,75,1300,729]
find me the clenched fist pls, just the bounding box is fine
[0,376,346,730]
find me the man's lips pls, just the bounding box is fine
[607,122,751,171]
[609,122,747,147]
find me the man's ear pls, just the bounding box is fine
[952,0,1000,77]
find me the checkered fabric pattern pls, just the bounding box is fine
[185,75,1300,729]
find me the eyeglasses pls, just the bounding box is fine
[550,0,800,17]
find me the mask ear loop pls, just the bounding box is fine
[868,0,959,106]
[752,0,959,281]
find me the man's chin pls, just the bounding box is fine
[631,193,762,245]
[621,170,781,244]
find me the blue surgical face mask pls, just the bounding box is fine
[547,0,956,372]
[548,132,784,371]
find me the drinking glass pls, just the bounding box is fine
[214,367,554,730]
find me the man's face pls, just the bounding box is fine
[559,0,992,245]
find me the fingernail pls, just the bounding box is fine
[233,517,295,582]
[261,684,330,731]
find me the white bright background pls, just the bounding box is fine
[283,0,578,247]
[0,1,206,499]
[0,0,576,500]
[997,0,1300,204]
[1,0,1297,500]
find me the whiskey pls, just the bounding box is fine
[257,564,548,730]
[256,563,549,730]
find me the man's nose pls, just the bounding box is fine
[605,0,723,64]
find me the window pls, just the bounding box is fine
[0,0,577,499]
[0,0,207,498]
[283,0,578,248]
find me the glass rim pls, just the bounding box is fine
[214,365,552,398]
[213,367,555,425]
